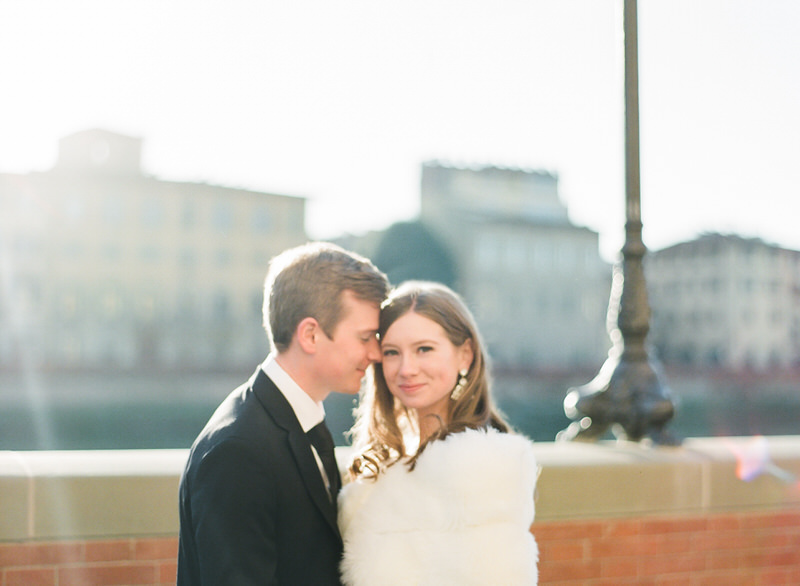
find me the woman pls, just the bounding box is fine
[339,281,539,585]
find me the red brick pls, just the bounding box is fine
[640,516,707,535]
[4,567,57,586]
[602,518,642,537]
[539,559,602,581]
[762,510,800,528]
[59,563,156,586]
[587,580,646,586]
[707,513,742,531]
[639,552,706,577]
[756,566,794,586]
[538,539,585,562]
[696,570,749,586]
[739,511,798,530]
[707,549,744,571]
[134,537,178,560]
[764,547,800,567]
[693,529,753,552]
[653,574,693,586]
[591,536,647,558]
[158,559,178,584]
[652,532,695,555]
[85,540,133,563]
[534,519,605,541]
[0,542,84,567]
[600,555,638,579]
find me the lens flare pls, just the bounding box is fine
[727,435,798,485]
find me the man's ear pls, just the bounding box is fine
[296,317,320,354]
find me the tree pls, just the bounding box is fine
[373,221,457,288]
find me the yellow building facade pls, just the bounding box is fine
[0,129,306,371]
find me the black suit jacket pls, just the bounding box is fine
[177,367,343,585]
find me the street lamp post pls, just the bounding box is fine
[557,0,678,444]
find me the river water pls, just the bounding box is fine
[1,368,798,450]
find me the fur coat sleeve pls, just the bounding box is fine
[338,428,539,585]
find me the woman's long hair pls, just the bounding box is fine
[348,281,510,479]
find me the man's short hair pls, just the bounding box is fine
[263,242,389,353]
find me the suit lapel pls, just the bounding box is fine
[251,368,342,543]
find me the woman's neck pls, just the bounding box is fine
[417,413,447,444]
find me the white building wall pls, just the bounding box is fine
[647,234,800,371]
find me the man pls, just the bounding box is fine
[178,242,389,585]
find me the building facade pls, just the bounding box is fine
[647,233,800,371]
[420,161,610,370]
[0,129,307,371]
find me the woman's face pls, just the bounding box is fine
[380,311,473,423]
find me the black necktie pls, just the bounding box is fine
[307,421,341,501]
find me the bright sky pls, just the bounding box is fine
[1,0,798,261]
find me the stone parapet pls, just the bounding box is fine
[1,437,799,584]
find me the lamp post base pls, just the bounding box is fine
[557,352,680,445]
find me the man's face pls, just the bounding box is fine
[314,290,381,395]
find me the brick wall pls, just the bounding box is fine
[2,439,799,584]
[535,510,800,585]
[2,511,799,585]
[0,537,177,586]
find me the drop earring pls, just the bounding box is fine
[451,369,469,400]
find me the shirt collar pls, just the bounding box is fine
[262,353,325,433]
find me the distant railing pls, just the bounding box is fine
[2,437,799,584]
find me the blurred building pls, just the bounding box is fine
[647,233,800,371]
[419,161,610,370]
[0,129,306,371]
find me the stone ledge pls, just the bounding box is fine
[532,436,800,520]
[1,437,799,541]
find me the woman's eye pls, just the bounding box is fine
[382,349,398,357]
[418,346,433,353]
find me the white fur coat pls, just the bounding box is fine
[338,428,539,585]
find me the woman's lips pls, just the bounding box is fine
[398,382,424,394]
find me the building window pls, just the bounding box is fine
[177,291,198,319]
[136,294,157,320]
[64,242,84,260]
[103,196,125,225]
[61,293,78,319]
[533,242,552,270]
[289,207,304,233]
[64,196,84,223]
[213,201,234,233]
[102,289,122,318]
[141,198,164,228]
[252,250,270,267]
[103,244,122,262]
[252,291,264,317]
[251,206,272,233]
[215,249,232,267]
[182,202,197,229]
[140,245,160,263]
[504,236,526,271]
[558,243,576,270]
[212,291,230,319]
[179,248,197,268]
[476,234,500,270]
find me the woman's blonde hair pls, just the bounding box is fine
[348,281,510,478]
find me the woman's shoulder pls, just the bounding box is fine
[429,427,535,461]
[414,427,538,485]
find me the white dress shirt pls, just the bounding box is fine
[262,354,334,494]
